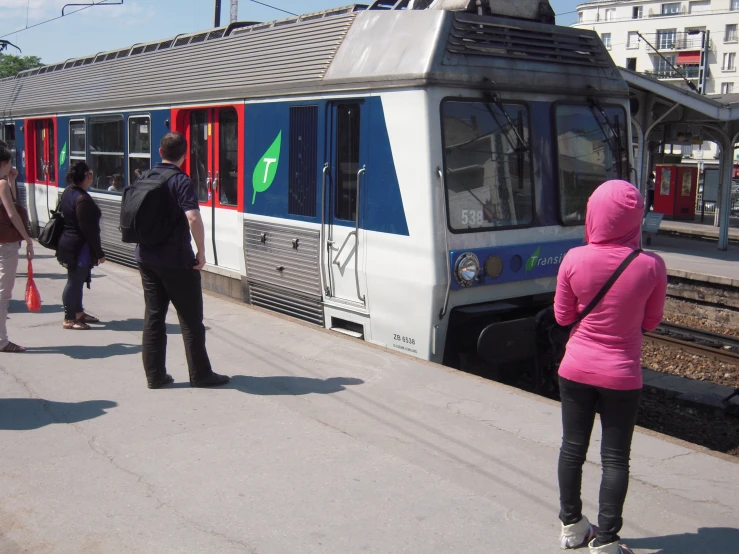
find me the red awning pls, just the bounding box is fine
[677,52,701,64]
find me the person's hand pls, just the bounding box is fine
[25,242,33,261]
[9,168,18,181]
[97,256,106,265]
[194,250,205,271]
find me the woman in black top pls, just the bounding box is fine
[57,161,106,330]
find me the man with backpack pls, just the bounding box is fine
[126,132,230,389]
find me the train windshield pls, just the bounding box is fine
[555,104,629,224]
[442,100,533,232]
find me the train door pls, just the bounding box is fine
[322,102,369,307]
[29,119,57,223]
[186,107,242,270]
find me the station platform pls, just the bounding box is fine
[645,233,739,286]
[1,254,738,553]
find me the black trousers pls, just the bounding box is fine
[558,377,641,545]
[138,263,213,384]
[63,265,90,320]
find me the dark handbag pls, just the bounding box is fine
[0,187,30,243]
[565,249,643,332]
[38,190,67,251]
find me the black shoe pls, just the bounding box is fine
[191,372,230,388]
[148,374,174,389]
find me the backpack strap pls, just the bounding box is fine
[141,167,181,184]
[574,249,642,325]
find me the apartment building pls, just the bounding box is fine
[574,0,739,166]
[574,0,739,94]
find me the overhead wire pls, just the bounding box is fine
[0,0,115,40]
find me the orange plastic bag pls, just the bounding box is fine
[25,259,41,313]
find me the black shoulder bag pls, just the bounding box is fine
[566,249,643,331]
[38,188,68,251]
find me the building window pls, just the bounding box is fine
[688,1,710,14]
[69,120,86,164]
[661,3,681,15]
[626,57,637,70]
[732,0,739,10]
[722,82,734,94]
[726,24,738,42]
[633,6,643,18]
[288,106,318,217]
[723,52,736,70]
[604,8,616,20]
[657,29,677,49]
[128,116,150,189]
[602,33,612,49]
[89,115,124,192]
[655,55,677,75]
[627,31,640,48]
[578,11,583,22]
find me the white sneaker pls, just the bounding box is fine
[560,516,597,549]
[588,539,634,554]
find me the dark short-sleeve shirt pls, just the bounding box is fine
[135,163,200,269]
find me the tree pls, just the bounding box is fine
[0,54,44,78]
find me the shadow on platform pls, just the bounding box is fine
[0,398,117,430]
[626,527,739,554]
[24,343,141,359]
[8,300,63,314]
[100,318,187,334]
[225,375,364,395]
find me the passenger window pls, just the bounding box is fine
[218,108,238,207]
[335,104,360,221]
[288,106,318,217]
[129,116,151,186]
[89,116,124,192]
[190,111,209,202]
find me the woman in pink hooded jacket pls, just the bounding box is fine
[555,180,667,554]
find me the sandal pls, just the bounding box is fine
[80,313,100,324]
[0,341,26,353]
[62,319,91,330]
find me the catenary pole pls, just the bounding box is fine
[214,0,222,27]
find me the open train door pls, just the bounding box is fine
[175,105,244,271]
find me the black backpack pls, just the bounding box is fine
[120,168,181,245]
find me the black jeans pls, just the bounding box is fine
[63,265,90,320]
[138,263,213,384]
[558,377,641,546]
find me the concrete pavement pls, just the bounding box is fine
[0,253,737,553]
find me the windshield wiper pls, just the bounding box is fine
[482,91,530,153]
[588,98,629,180]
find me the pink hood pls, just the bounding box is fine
[585,180,644,249]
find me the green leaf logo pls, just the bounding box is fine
[59,142,67,166]
[252,131,282,205]
[526,246,541,272]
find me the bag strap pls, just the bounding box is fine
[574,249,642,325]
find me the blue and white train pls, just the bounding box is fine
[0,0,631,387]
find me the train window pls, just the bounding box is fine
[335,104,360,221]
[3,124,16,164]
[218,108,238,207]
[288,106,318,217]
[129,116,151,186]
[69,120,86,161]
[190,111,209,202]
[555,104,629,224]
[441,100,533,231]
[89,115,124,193]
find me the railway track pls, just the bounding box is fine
[645,322,739,366]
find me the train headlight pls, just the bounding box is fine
[484,255,503,279]
[455,253,480,287]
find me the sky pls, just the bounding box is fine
[0,0,583,65]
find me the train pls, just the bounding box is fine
[0,0,631,388]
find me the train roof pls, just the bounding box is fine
[0,4,626,118]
